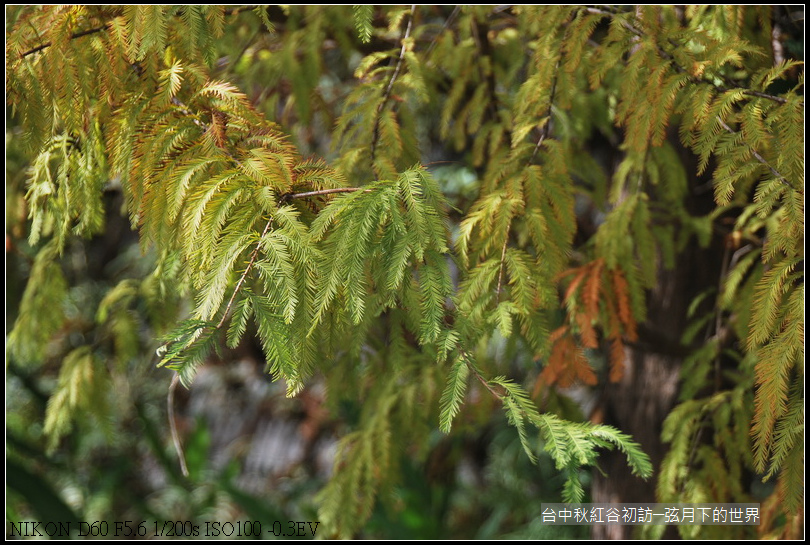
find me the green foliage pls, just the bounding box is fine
[492,376,652,503]
[658,369,759,539]
[7,4,803,539]
[352,5,374,44]
[7,242,68,365]
[438,354,470,433]
[42,346,111,452]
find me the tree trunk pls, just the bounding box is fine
[590,348,681,539]
[591,220,722,539]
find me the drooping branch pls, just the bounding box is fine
[214,185,367,331]
[370,5,416,171]
[497,59,561,299]
[583,6,791,106]
[530,59,561,164]
[18,6,258,59]
[215,217,274,330]
[469,16,501,124]
[167,373,189,477]
[495,226,510,302]
[425,6,460,57]
[716,116,792,188]
[461,350,504,400]
[168,97,370,334]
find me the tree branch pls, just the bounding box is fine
[19,6,255,59]
[285,187,368,200]
[20,24,109,58]
[461,351,504,400]
[370,5,416,171]
[215,217,274,330]
[739,89,787,104]
[495,230,510,301]
[425,6,460,57]
[530,59,561,163]
[716,116,792,188]
[169,98,369,332]
[583,6,792,106]
[168,373,189,477]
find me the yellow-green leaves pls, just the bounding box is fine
[352,5,374,44]
[7,242,68,366]
[44,346,110,452]
[309,168,451,340]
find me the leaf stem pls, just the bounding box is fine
[215,217,274,330]
[530,59,560,163]
[461,350,503,400]
[19,24,109,58]
[286,187,368,199]
[716,116,791,187]
[495,231,509,302]
[370,5,416,170]
[168,373,189,477]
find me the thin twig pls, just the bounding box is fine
[381,5,416,109]
[19,6,255,59]
[583,7,793,107]
[215,217,274,330]
[530,59,561,163]
[19,24,109,58]
[584,7,643,37]
[716,116,791,187]
[171,97,210,132]
[285,187,367,200]
[461,351,503,400]
[370,5,416,170]
[495,230,510,301]
[425,6,460,57]
[740,89,788,104]
[168,373,189,477]
[529,122,552,164]
[170,99,368,331]
[469,16,500,124]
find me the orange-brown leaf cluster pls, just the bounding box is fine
[550,259,639,384]
[541,325,597,387]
